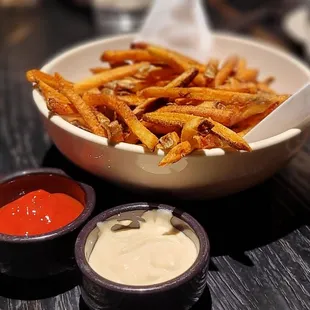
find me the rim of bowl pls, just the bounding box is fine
[32,31,310,157]
[75,202,210,294]
[0,168,96,243]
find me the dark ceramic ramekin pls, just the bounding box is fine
[75,202,210,310]
[0,168,95,279]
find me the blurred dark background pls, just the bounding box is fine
[0,0,308,61]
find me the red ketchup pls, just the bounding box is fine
[0,189,84,236]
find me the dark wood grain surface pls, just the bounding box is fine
[0,1,310,309]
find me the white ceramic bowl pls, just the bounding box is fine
[33,33,310,198]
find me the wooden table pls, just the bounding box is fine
[0,1,309,309]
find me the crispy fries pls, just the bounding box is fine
[108,120,124,143]
[157,105,236,126]
[158,132,180,150]
[101,49,157,63]
[27,69,60,89]
[143,112,197,128]
[203,118,251,151]
[166,67,199,88]
[236,69,258,82]
[75,62,149,93]
[235,58,258,82]
[181,117,205,148]
[215,56,238,87]
[139,86,289,105]
[36,80,76,115]
[159,141,192,167]
[133,67,198,117]
[55,73,108,137]
[90,67,110,74]
[84,93,158,150]
[26,41,290,166]
[119,94,144,106]
[205,58,219,86]
[217,82,257,94]
[142,121,180,135]
[131,42,205,69]
[143,44,206,86]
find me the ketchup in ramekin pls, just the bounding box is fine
[0,189,84,236]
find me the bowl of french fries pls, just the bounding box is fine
[27,33,310,198]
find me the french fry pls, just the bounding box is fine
[90,67,110,74]
[101,88,115,95]
[84,93,159,149]
[198,101,217,108]
[101,49,158,63]
[157,105,236,126]
[159,141,193,166]
[174,98,204,105]
[205,58,219,86]
[86,87,101,94]
[181,117,205,148]
[36,80,76,115]
[195,134,226,149]
[229,78,240,88]
[235,58,246,78]
[131,42,205,70]
[74,62,149,93]
[86,91,144,107]
[38,82,107,116]
[92,110,112,139]
[104,77,143,92]
[215,56,239,87]
[143,67,177,82]
[139,86,289,105]
[204,118,251,151]
[236,69,258,82]
[108,120,124,143]
[133,68,199,117]
[26,70,60,89]
[124,131,139,144]
[55,73,108,137]
[180,118,228,150]
[235,58,258,82]
[142,121,181,135]
[97,105,117,122]
[158,132,180,150]
[132,97,163,118]
[108,61,129,68]
[144,44,206,86]
[143,112,197,129]
[166,67,199,88]
[119,94,144,106]
[217,82,257,94]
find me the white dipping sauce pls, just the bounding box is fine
[88,209,198,286]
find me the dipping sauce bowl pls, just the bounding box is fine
[0,168,95,279]
[75,202,210,310]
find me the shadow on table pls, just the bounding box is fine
[78,285,212,310]
[0,268,80,300]
[42,145,310,267]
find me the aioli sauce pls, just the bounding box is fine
[0,189,84,236]
[88,209,198,286]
